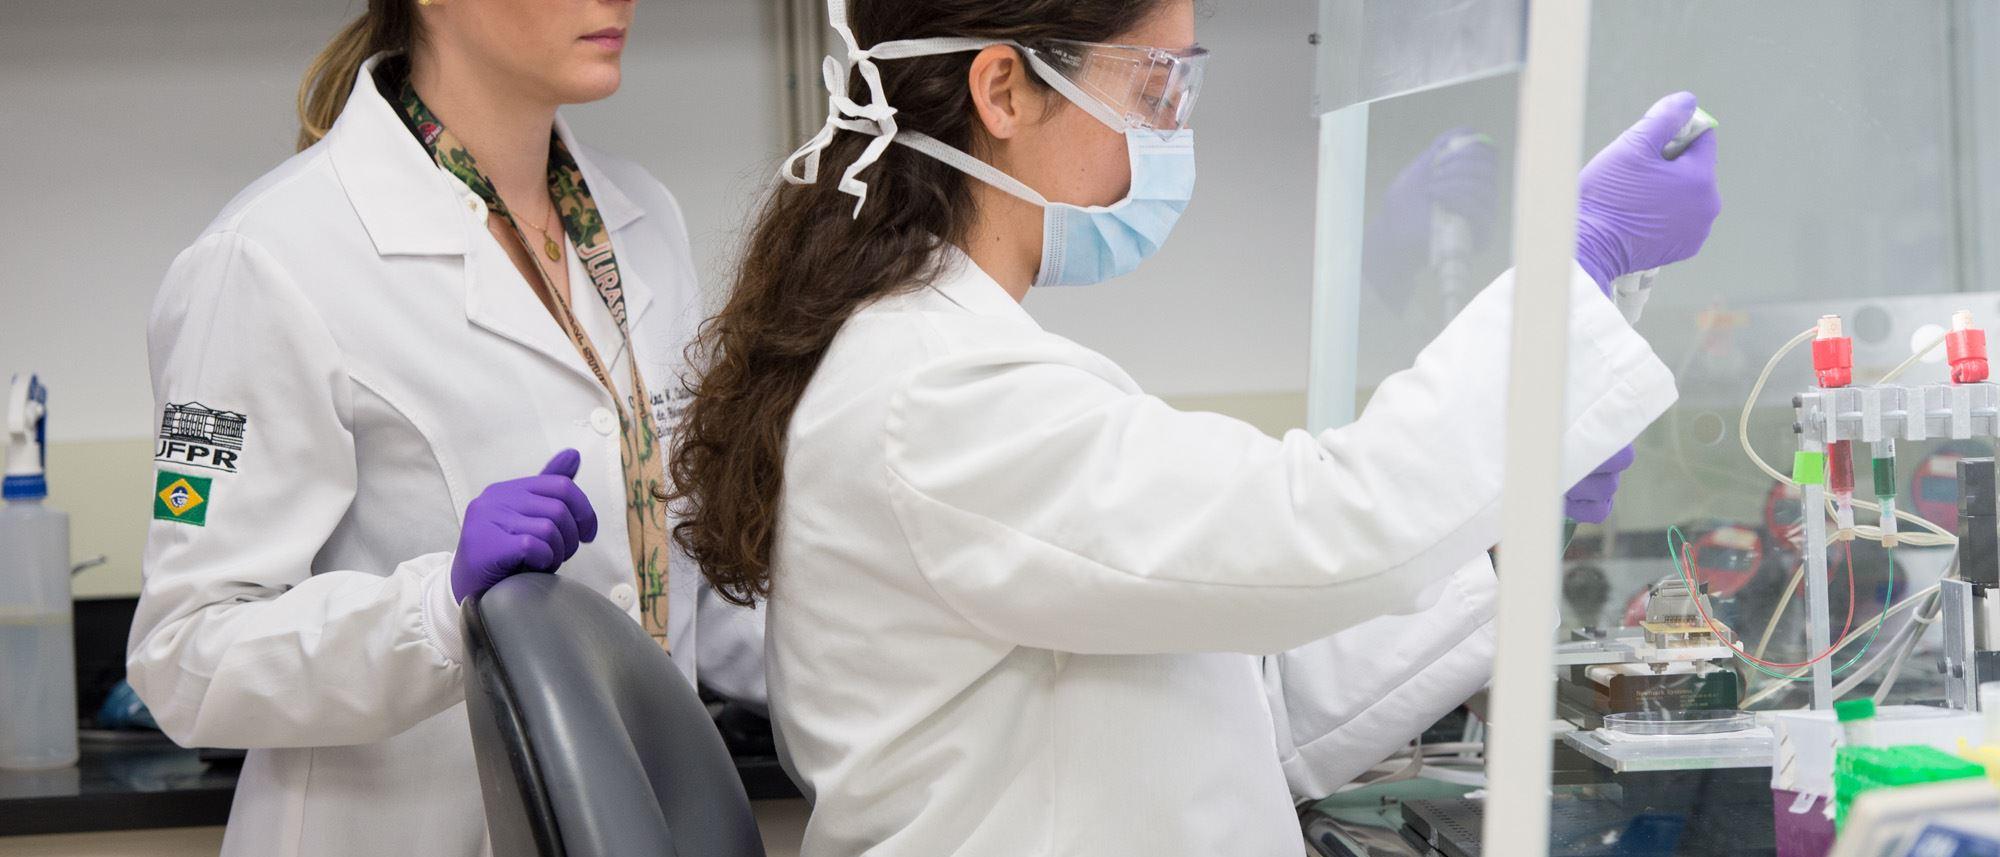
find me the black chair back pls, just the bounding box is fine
[464,573,765,857]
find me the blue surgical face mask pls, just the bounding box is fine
[896,123,1197,288]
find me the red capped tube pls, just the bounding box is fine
[1947,310,1988,384]
[1812,315,1853,389]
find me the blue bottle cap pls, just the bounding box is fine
[2,473,46,500]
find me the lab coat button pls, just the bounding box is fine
[609,583,636,610]
[590,408,617,435]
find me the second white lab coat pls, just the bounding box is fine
[127,54,764,857]
[766,247,1676,856]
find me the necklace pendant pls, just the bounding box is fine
[543,236,562,262]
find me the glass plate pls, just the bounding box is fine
[1602,709,1756,737]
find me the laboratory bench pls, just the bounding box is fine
[0,733,800,838]
[0,733,232,838]
[1301,710,1783,856]
[1303,752,1781,857]
[1,596,799,839]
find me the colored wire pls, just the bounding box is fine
[1738,580,1941,709]
[1750,528,1938,663]
[1668,526,1871,673]
[1670,526,1853,669]
[1744,557,1890,683]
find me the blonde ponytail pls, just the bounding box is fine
[296,1,419,151]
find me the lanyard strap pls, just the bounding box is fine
[382,64,674,648]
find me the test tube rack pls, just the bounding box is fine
[1791,376,2000,711]
[1793,383,2000,447]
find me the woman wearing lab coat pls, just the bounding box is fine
[127,2,764,854]
[666,0,1717,854]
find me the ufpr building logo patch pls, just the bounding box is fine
[156,402,249,473]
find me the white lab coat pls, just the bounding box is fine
[766,248,1677,857]
[127,54,764,857]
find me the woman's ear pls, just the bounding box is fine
[967,45,1032,140]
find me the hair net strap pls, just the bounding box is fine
[776,0,1009,217]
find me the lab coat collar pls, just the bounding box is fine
[327,53,645,257]
[327,55,657,390]
[926,244,1041,329]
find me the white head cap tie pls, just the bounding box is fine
[777,0,1000,217]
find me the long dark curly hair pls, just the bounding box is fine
[668,0,1169,605]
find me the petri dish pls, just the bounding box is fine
[1602,710,1755,737]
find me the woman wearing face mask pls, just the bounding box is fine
[126,2,764,854]
[671,0,1715,852]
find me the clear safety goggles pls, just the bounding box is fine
[1020,39,1210,138]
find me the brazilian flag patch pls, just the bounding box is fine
[154,471,212,526]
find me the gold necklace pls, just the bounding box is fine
[525,206,563,263]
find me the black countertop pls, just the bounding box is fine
[0,733,235,838]
[16,597,800,838]
[0,731,799,838]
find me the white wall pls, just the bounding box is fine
[1028,0,1320,398]
[0,0,1321,449]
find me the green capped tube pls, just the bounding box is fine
[1872,441,1897,498]
[1872,441,1899,545]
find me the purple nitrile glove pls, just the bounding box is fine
[1363,128,1501,308]
[1565,445,1635,525]
[449,449,600,603]
[1574,92,1722,294]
